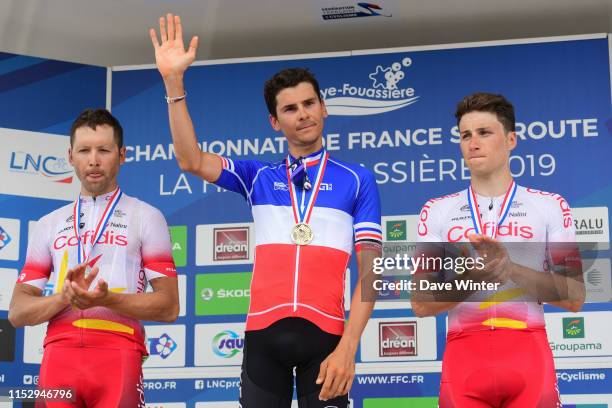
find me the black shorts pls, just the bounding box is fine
[239,317,350,408]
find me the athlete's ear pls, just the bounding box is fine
[119,146,127,165]
[68,147,74,166]
[321,98,328,119]
[507,131,517,151]
[269,113,281,132]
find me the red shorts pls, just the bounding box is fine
[439,329,561,408]
[36,344,145,408]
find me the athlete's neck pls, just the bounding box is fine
[470,169,513,197]
[80,182,119,198]
[288,140,323,159]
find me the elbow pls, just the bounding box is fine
[8,309,25,328]
[161,303,180,323]
[176,158,195,173]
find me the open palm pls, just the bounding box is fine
[150,14,198,79]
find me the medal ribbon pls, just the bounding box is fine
[73,188,123,264]
[467,180,517,238]
[286,150,328,224]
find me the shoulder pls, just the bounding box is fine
[327,156,373,183]
[420,189,465,213]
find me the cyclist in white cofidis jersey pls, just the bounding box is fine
[412,92,585,408]
[9,109,179,408]
[150,13,382,408]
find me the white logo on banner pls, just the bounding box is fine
[583,258,612,303]
[572,207,609,250]
[546,311,612,357]
[145,403,186,408]
[561,394,612,405]
[23,322,47,364]
[194,323,245,367]
[0,127,80,200]
[143,325,186,367]
[361,317,437,362]
[322,57,419,116]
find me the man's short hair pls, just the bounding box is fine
[264,68,321,117]
[70,108,124,148]
[455,92,516,133]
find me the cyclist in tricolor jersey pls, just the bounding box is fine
[150,14,382,408]
[9,109,179,408]
[412,93,584,408]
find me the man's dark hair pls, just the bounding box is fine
[70,108,124,148]
[455,92,516,133]
[264,68,321,117]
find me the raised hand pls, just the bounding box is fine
[150,14,198,80]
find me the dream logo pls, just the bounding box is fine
[321,57,418,116]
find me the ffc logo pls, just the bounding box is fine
[212,330,244,358]
[379,321,417,357]
[0,226,11,250]
[562,317,585,339]
[148,333,177,359]
[213,227,249,261]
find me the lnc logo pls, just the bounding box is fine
[9,151,73,183]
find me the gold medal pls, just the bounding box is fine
[291,223,314,245]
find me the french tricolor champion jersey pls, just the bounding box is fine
[417,184,576,334]
[18,189,177,355]
[215,149,382,335]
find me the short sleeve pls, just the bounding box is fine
[352,169,382,250]
[214,156,266,203]
[140,203,177,281]
[18,215,53,290]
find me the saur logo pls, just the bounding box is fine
[9,151,74,183]
[321,57,418,116]
[212,330,244,358]
[148,333,178,359]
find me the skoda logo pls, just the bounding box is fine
[200,288,214,301]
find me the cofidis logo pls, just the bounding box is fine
[321,57,418,116]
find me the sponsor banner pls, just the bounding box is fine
[363,397,438,408]
[583,258,612,303]
[0,320,16,362]
[0,269,17,311]
[561,393,612,405]
[0,128,79,200]
[143,325,186,368]
[194,323,245,367]
[195,272,251,316]
[147,275,187,317]
[572,207,610,250]
[145,403,186,408]
[23,323,47,364]
[361,317,436,361]
[382,215,419,243]
[546,312,612,357]
[169,226,187,267]
[195,223,255,266]
[0,218,20,261]
[556,369,612,394]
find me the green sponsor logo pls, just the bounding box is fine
[363,397,438,408]
[169,226,187,267]
[563,317,585,339]
[195,272,251,315]
[386,220,406,241]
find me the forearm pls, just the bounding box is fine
[103,290,179,322]
[341,280,374,353]
[510,262,585,309]
[9,293,67,327]
[163,75,202,172]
